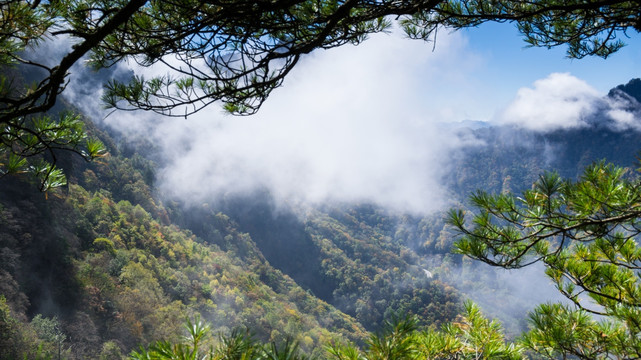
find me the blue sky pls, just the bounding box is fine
[461,22,641,118]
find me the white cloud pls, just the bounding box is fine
[607,108,638,130]
[149,30,484,213]
[497,73,602,131]
[604,92,641,131]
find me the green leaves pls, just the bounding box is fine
[521,303,635,359]
[31,160,67,192]
[131,317,312,360]
[0,112,106,191]
[403,0,636,59]
[451,161,641,358]
[4,153,28,174]
[130,316,211,360]
[214,328,261,360]
[327,301,523,360]
[86,137,107,158]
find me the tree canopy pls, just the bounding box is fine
[133,302,523,360]
[328,301,523,360]
[405,0,641,58]
[450,162,641,358]
[1,0,640,188]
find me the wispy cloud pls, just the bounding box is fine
[496,73,602,131]
[495,72,641,132]
[146,30,485,213]
[605,89,641,131]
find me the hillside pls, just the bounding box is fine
[0,153,376,358]
[0,108,459,358]
[2,77,641,358]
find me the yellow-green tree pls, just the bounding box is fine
[328,301,523,360]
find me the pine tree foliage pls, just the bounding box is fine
[133,302,522,359]
[450,162,641,358]
[327,301,523,360]
[405,0,641,58]
[131,316,312,360]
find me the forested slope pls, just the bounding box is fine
[0,104,460,358]
[2,77,641,359]
[0,125,371,358]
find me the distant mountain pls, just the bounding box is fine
[609,78,641,103]
[448,78,641,197]
[438,119,491,130]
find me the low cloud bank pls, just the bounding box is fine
[50,35,640,214]
[496,73,641,132]
[115,30,484,214]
